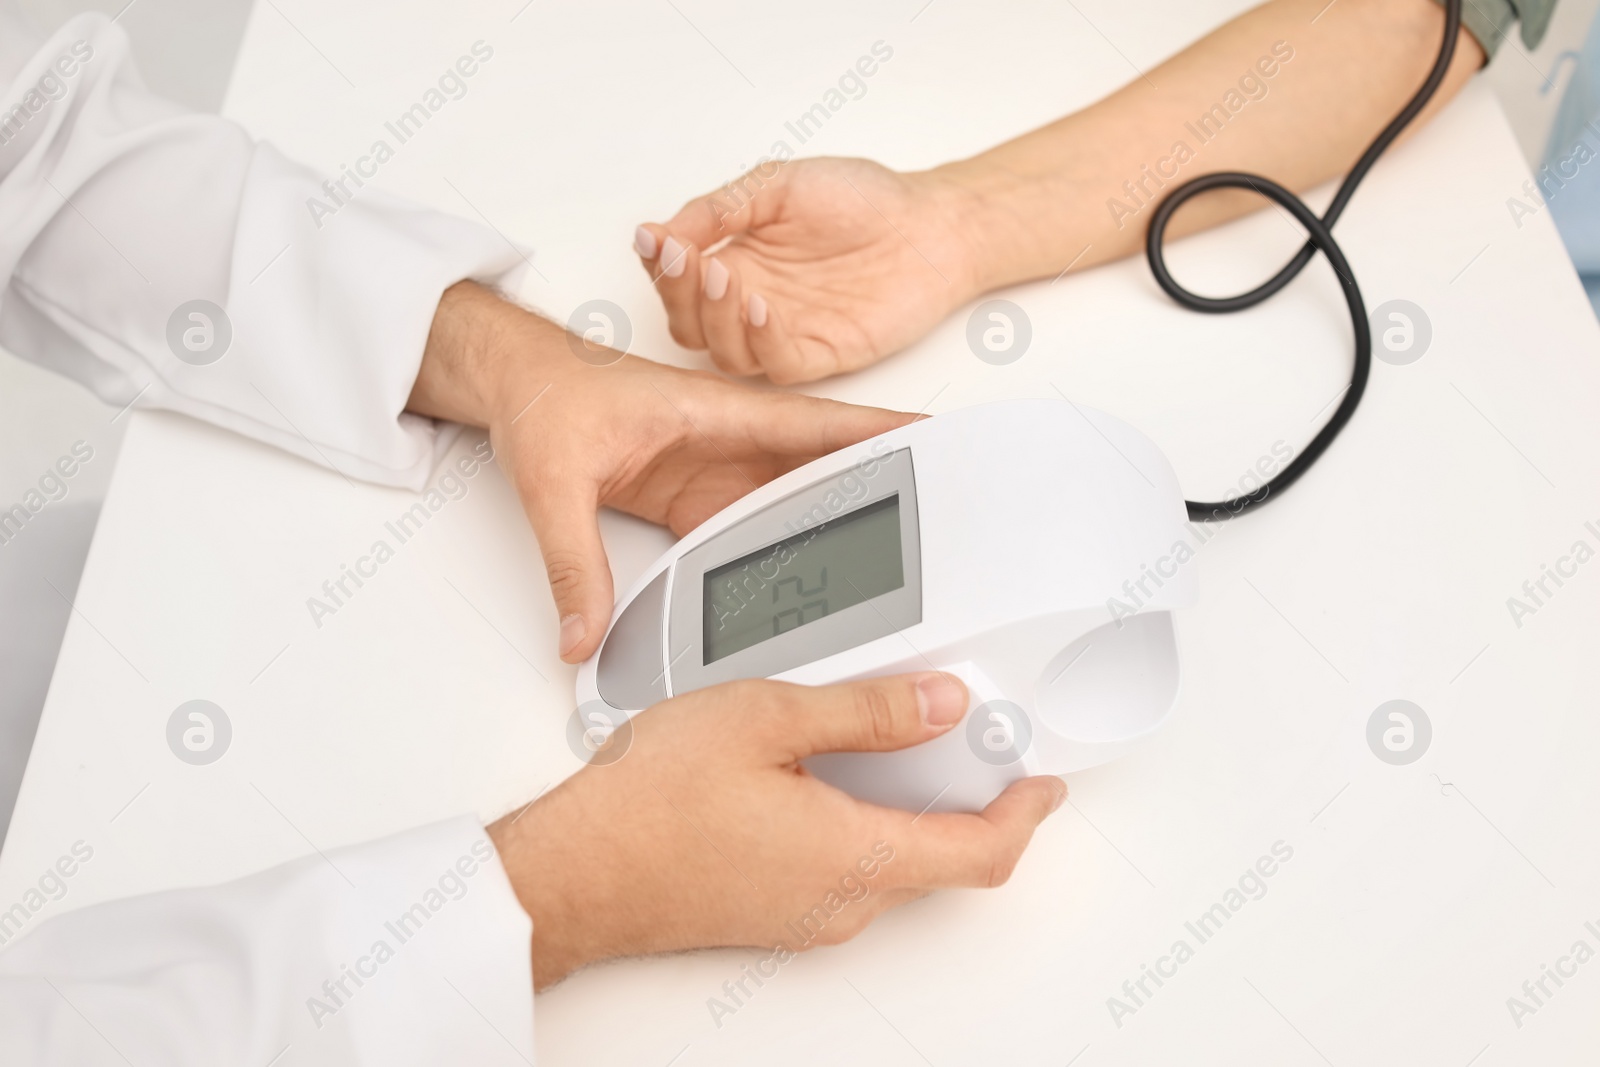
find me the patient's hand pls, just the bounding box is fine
[409,280,912,663]
[487,672,1066,989]
[635,158,985,384]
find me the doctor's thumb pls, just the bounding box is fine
[529,498,613,664]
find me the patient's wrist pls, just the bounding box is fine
[923,144,1106,295]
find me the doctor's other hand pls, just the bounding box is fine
[486,672,1068,989]
[408,280,913,663]
[636,157,990,384]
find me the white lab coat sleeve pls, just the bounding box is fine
[0,11,528,490]
[0,816,537,1066]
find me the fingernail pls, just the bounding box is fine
[559,613,587,658]
[705,258,729,301]
[660,236,688,278]
[634,226,657,259]
[916,672,966,726]
[1049,780,1068,812]
[747,292,768,327]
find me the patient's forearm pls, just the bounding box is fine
[934,0,1483,291]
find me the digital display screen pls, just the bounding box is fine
[702,495,904,665]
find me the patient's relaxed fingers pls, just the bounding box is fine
[655,234,706,350]
[633,224,660,262]
[664,177,768,249]
[700,259,759,376]
[633,222,667,280]
[890,776,1066,889]
[637,222,708,351]
[744,294,823,384]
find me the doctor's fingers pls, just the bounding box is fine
[637,225,707,350]
[885,776,1066,891]
[685,382,914,463]
[750,672,969,765]
[521,477,614,664]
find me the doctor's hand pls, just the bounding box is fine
[486,672,1068,989]
[635,158,988,384]
[408,280,913,663]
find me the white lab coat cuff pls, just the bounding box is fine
[0,12,529,492]
[225,143,530,490]
[0,816,536,1066]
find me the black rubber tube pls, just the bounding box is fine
[1144,0,1462,521]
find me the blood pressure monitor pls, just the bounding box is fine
[576,399,1195,813]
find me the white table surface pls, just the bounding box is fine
[6,1,1600,1063]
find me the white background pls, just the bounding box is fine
[4,1,1600,1064]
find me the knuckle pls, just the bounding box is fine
[765,362,804,387]
[543,550,587,598]
[811,916,865,947]
[666,319,701,349]
[982,849,1020,889]
[855,684,901,748]
[766,350,825,387]
[706,347,747,376]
